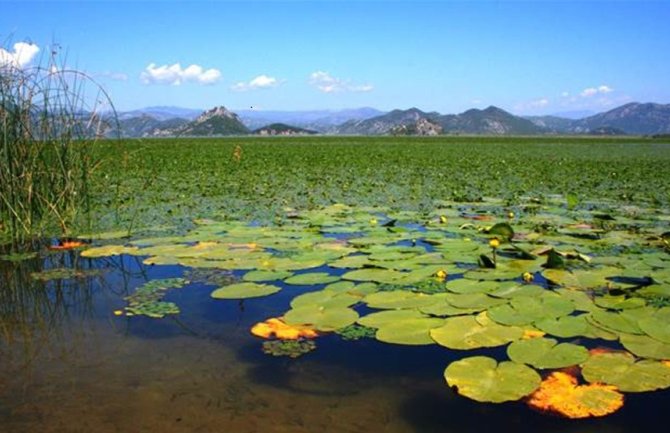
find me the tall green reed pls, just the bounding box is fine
[0,43,117,246]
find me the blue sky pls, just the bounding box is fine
[2,0,669,114]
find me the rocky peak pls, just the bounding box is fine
[195,106,239,124]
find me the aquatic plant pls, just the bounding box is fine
[251,317,318,340]
[0,42,117,245]
[262,340,316,358]
[123,278,187,318]
[526,371,624,418]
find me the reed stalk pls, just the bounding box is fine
[0,43,117,246]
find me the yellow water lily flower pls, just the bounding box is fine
[489,238,500,249]
[435,270,448,280]
[523,272,534,283]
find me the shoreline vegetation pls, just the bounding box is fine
[0,47,116,247]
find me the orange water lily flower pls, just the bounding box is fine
[251,317,318,340]
[48,240,87,251]
[527,371,624,419]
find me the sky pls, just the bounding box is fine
[1,0,669,115]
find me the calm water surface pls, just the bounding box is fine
[1,252,669,433]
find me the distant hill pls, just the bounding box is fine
[438,106,545,135]
[168,106,250,136]
[335,106,544,135]
[115,115,189,138]
[119,106,202,121]
[527,102,670,135]
[335,108,442,135]
[575,102,670,135]
[253,123,317,136]
[110,102,670,137]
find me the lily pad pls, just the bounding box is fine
[507,337,589,369]
[582,352,670,392]
[376,318,445,345]
[284,272,340,286]
[284,305,359,331]
[243,269,293,282]
[487,293,574,326]
[534,315,590,338]
[430,315,524,350]
[619,333,670,359]
[363,290,436,309]
[211,282,281,299]
[357,309,427,328]
[527,371,624,418]
[444,356,540,403]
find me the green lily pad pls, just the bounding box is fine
[284,272,340,286]
[638,316,670,344]
[290,290,359,309]
[342,268,402,284]
[488,282,546,299]
[507,337,589,369]
[357,309,427,328]
[81,244,140,257]
[444,356,540,403]
[430,314,524,350]
[534,315,590,338]
[446,279,493,294]
[376,318,445,345]
[211,282,281,299]
[243,269,293,282]
[444,292,509,310]
[589,309,643,335]
[284,305,359,331]
[487,293,574,326]
[363,290,436,309]
[582,352,670,392]
[619,333,670,359]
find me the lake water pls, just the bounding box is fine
[1,252,669,433]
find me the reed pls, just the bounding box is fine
[0,43,116,246]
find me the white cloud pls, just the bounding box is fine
[231,74,280,91]
[100,71,129,81]
[309,71,373,93]
[561,91,570,98]
[531,98,549,108]
[580,85,613,97]
[0,42,40,68]
[140,62,221,85]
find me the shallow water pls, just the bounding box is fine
[1,253,670,433]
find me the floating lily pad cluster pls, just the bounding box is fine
[79,199,670,417]
[124,278,187,318]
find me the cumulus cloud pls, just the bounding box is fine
[140,62,221,85]
[0,42,40,68]
[580,85,613,97]
[309,71,373,93]
[231,74,280,91]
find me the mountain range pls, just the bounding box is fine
[110,102,670,138]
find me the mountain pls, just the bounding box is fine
[575,102,670,135]
[524,115,576,133]
[549,110,595,120]
[237,107,384,131]
[119,106,202,121]
[168,106,250,136]
[253,123,317,135]
[438,106,545,135]
[114,115,189,138]
[334,106,544,135]
[335,108,442,135]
